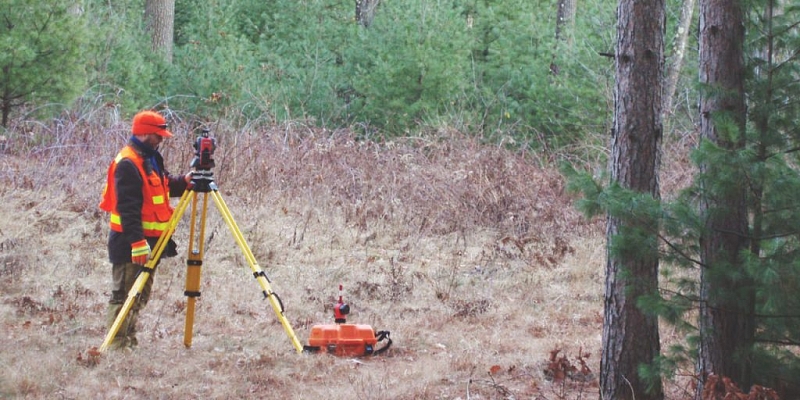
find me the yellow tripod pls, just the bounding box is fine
[99,170,303,353]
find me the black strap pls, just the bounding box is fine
[371,330,392,356]
[263,291,286,314]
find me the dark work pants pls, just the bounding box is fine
[106,262,153,349]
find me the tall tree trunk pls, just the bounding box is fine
[600,0,665,399]
[663,0,697,116]
[1,65,9,127]
[695,0,752,396]
[356,0,380,28]
[145,0,175,63]
[555,0,577,44]
[550,0,578,76]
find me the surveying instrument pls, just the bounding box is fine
[99,129,304,353]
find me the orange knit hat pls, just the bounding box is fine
[131,110,172,137]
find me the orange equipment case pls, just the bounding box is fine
[303,285,391,357]
[308,323,381,357]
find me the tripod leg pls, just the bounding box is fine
[183,192,210,348]
[209,190,304,353]
[99,190,194,353]
[101,269,150,351]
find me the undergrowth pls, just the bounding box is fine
[0,109,613,399]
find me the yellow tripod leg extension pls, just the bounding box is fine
[183,192,209,347]
[210,190,304,353]
[98,267,152,352]
[99,190,194,353]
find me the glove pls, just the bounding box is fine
[131,239,151,265]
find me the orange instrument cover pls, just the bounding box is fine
[307,323,379,357]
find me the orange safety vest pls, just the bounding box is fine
[99,145,174,237]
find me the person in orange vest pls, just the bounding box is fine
[99,110,192,351]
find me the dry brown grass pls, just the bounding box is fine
[0,113,618,399]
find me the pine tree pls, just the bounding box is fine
[0,0,87,126]
[566,0,800,396]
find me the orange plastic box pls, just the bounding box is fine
[307,323,378,357]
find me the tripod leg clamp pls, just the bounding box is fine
[253,270,271,283]
[185,259,203,298]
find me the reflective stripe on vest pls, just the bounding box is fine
[108,213,169,233]
[99,145,173,237]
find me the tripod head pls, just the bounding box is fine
[191,129,216,171]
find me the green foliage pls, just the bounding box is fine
[734,2,800,379]
[82,0,169,113]
[0,0,88,125]
[179,0,615,141]
[174,0,197,47]
[462,0,614,145]
[561,161,605,218]
[247,0,353,125]
[5,0,620,147]
[564,171,662,270]
[735,2,800,373]
[638,355,677,396]
[343,0,473,134]
[167,0,262,120]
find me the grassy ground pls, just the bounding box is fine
[0,118,652,399]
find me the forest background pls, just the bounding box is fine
[1,0,799,399]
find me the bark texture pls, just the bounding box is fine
[601,0,666,399]
[145,0,175,62]
[696,0,752,396]
[356,0,380,28]
[551,0,578,75]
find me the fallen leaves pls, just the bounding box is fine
[76,346,102,367]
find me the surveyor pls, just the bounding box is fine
[99,110,192,350]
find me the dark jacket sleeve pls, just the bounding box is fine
[166,172,189,197]
[114,159,145,245]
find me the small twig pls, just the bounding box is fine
[57,324,86,336]
[622,374,636,400]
